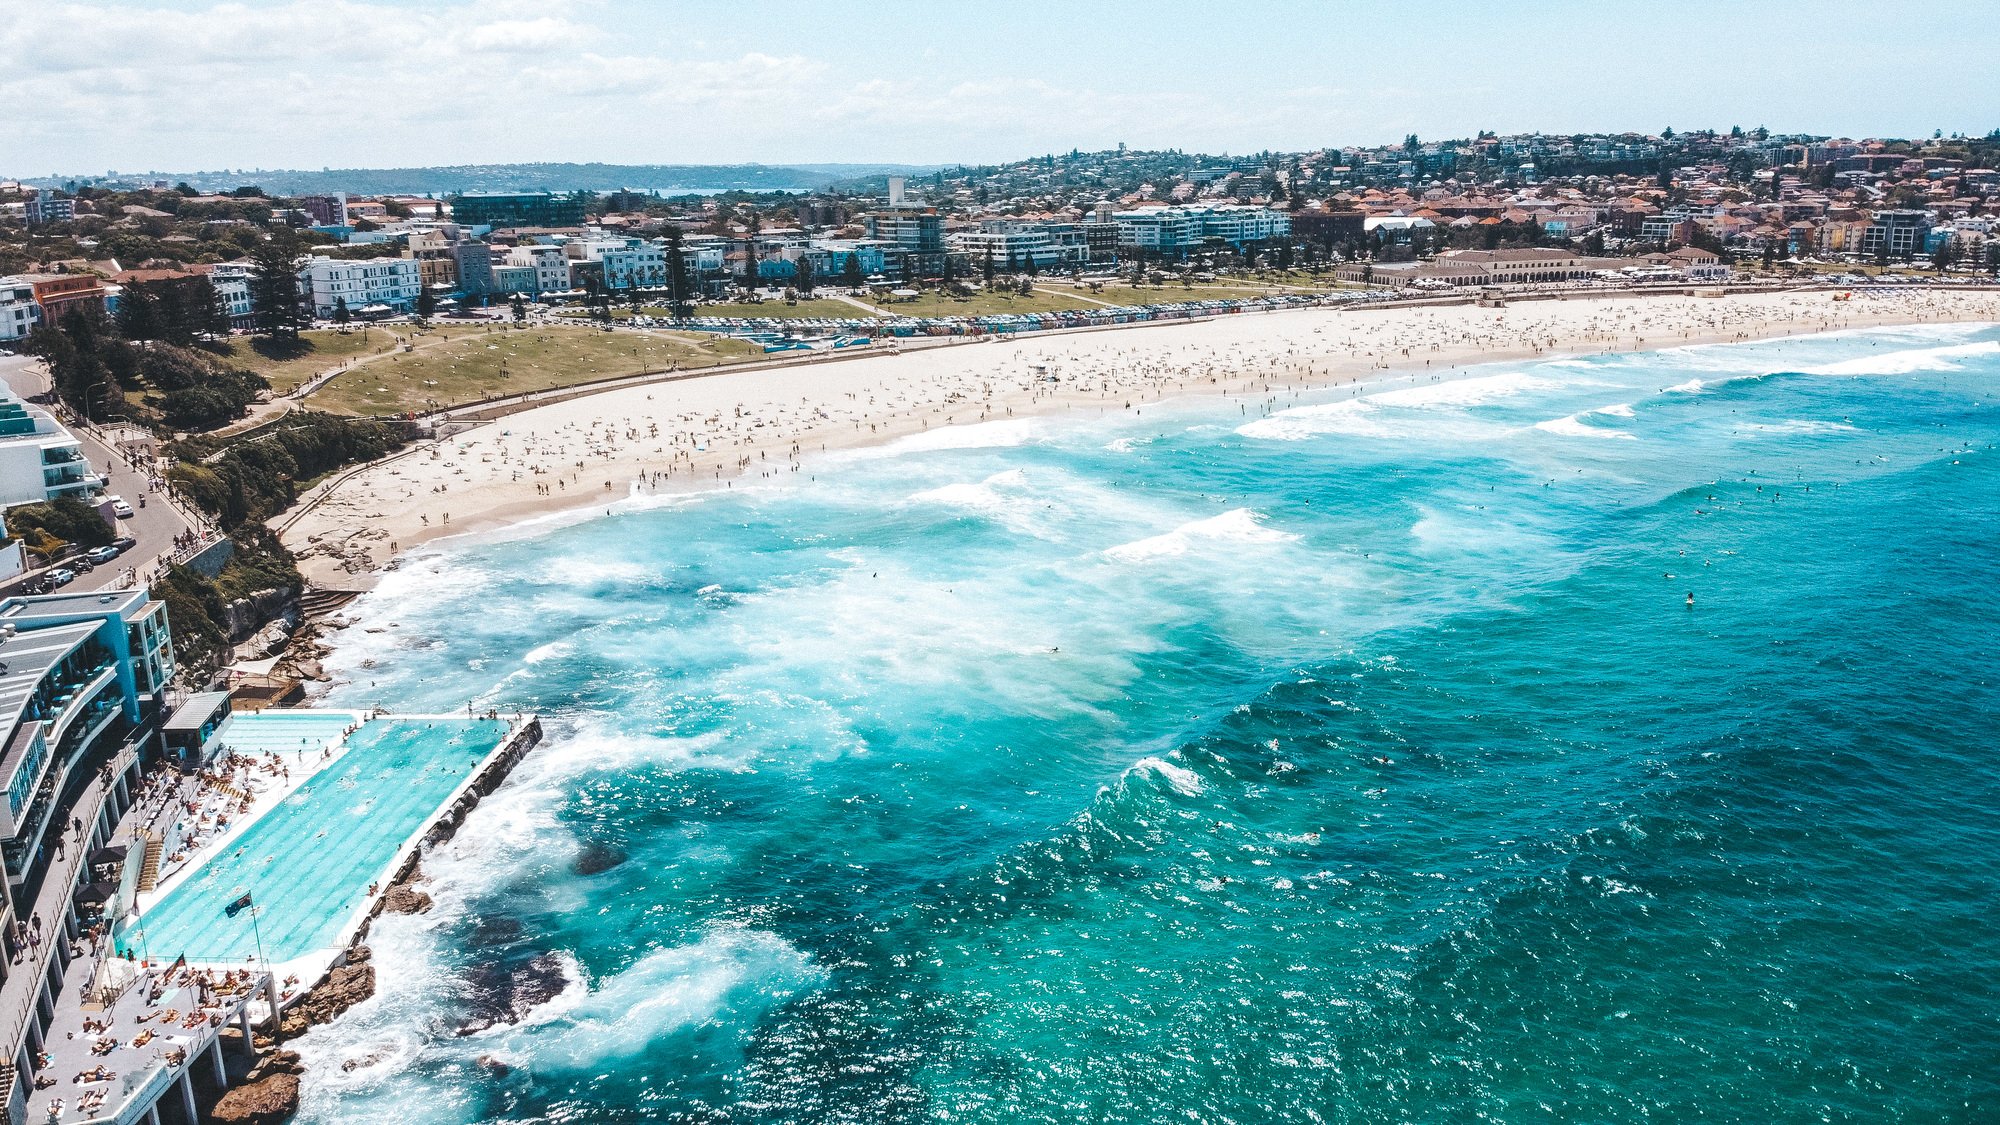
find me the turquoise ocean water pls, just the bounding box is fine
[296,322,2000,1123]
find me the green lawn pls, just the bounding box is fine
[305,326,766,415]
[209,327,475,393]
[873,288,1104,318]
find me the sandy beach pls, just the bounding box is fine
[281,289,2000,588]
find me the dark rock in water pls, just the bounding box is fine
[456,951,571,1035]
[475,1053,512,1077]
[380,885,434,915]
[213,1052,303,1125]
[279,951,375,1038]
[340,1051,386,1073]
[467,915,523,947]
[572,842,627,876]
[515,952,569,1008]
[211,1072,299,1125]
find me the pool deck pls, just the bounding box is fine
[19,709,545,1125]
[23,951,268,1125]
[132,710,365,916]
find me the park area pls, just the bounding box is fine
[304,326,766,415]
[210,324,491,394]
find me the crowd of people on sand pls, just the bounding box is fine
[34,963,265,1122]
[286,290,2000,580]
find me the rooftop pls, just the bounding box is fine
[2,588,150,624]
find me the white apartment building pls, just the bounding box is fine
[492,264,538,295]
[581,239,667,290]
[505,245,572,294]
[951,222,1076,270]
[0,277,40,342]
[1112,205,1290,256]
[206,264,255,328]
[1198,204,1292,244]
[681,235,729,273]
[301,256,422,317]
[0,391,100,507]
[1114,208,1207,254]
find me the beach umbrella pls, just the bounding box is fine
[76,880,119,904]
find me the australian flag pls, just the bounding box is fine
[224,892,253,918]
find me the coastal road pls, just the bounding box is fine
[0,353,202,593]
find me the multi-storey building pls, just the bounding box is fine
[1196,204,1292,245]
[580,239,666,290]
[450,241,495,297]
[0,279,39,343]
[447,191,588,229]
[300,256,422,317]
[203,264,256,329]
[1112,207,1206,255]
[22,276,106,330]
[504,245,572,295]
[491,264,537,295]
[952,222,1073,271]
[1860,209,1932,258]
[0,391,101,507]
[22,193,73,226]
[0,588,174,1114]
[299,193,349,227]
[863,207,946,274]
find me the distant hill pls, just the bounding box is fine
[26,162,938,197]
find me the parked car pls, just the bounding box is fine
[85,545,121,565]
[46,567,75,587]
[111,536,138,554]
[107,495,135,518]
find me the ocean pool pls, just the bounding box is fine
[124,715,512,965]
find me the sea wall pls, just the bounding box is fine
[276,716,545,1041]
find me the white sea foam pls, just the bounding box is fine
[522,640,573,665]
[880,417,1038,454]
[487,928,824,1071]
[1367,370,1563,408]
[1533,413,1635,440]
[1594,402,1637,418]
[1239,370,1564,442]
[1104,509,1298,562]
[908,469,1046,535]
[1237,399,1391,441]
[1804,339,2000,376]
[1739,419,1860,436]
[1131,756,1204,797]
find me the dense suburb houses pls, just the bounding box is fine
[2,129,1998,332]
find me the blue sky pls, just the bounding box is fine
[6,0,1997,175]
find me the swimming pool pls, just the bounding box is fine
[212,710,361,759]
[123,716,512,965]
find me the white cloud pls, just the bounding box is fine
[7,0,1983,175]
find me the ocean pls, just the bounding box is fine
[296,322,2000,1123]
